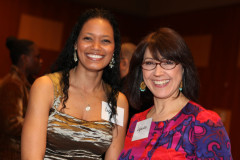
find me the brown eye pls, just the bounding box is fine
[163,60,175,65]
[145,61,155,65]
[83,37,92,41]
[102,39,111,44]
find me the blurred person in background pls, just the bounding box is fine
[119,42,136,89]
[119,42,138,126]
[0,37,42,159]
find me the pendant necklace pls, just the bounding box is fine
[85,105,91,111]
[83,81,105,112]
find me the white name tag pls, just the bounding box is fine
[132,118,152,141]
[101,101,124,126]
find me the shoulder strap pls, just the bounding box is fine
[47,72,63,105]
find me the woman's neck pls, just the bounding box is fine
[147,93,189,122]
[69,66,104,93]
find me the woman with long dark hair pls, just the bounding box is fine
[21,8,128,159]
[118,27,232,159]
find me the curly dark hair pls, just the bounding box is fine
[6,36,34,65]
[125,27,199,110]
[51,8,121,121]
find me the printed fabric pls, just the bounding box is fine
[44,72,113,160]
[119,101,232,160]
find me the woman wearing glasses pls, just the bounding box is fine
[118,27,232,159]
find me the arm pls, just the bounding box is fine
[0,81,25,138]
[105,92,129,160]
[21,76,54,160]
[194,111,232,159]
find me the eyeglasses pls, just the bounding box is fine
[142,58,178,70]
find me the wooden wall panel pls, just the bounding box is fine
[0,1,21,76]
[18,14,64,51]
[184,34,212,67]
[238,43,240,68]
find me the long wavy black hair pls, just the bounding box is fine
[51,8,121,121]
[125,27,199,110]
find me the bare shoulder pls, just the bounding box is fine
[29,75,54,108]
[117,91,128,109]
[31,75,53,90]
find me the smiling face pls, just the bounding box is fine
[142,47,183,100]
[75,18,115,71]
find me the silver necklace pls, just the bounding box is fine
[82,81,105,112]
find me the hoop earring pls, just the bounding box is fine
[179,81,183,92]
[74,50,78,62]
[140,81,146,92]
[109,54,115,68]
